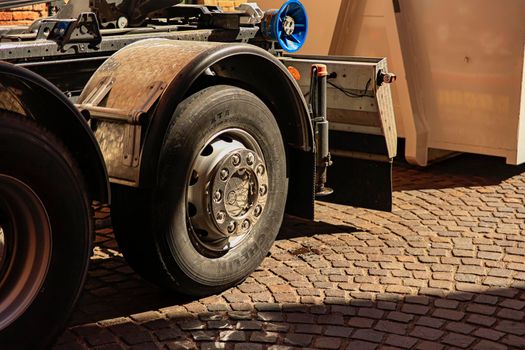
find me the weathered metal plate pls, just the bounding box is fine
[79,39,229,184]
[79,39,223,113]
[280,55,397,159]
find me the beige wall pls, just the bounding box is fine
[256,0,342,55]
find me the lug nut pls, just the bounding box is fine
[256,164,265,175]
[220,169,229,181]
[254,205,262,217]
[242,219,251,231]
[227,221,237,233]
[213,190,223,202]
[232,154,241,166]
[216,211,226,223]
[246,153,255,166]
[259,185,268,196]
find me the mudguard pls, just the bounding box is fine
[78,39,315,217]
[0,62,110,203]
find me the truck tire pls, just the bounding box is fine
[0,113,92,350]
[112,85,288,296]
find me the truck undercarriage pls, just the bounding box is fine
[0,1,397,348]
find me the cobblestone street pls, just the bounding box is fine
[54,155,525,350]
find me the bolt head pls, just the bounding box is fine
[232,154,241,166]
[216,211,226,223]
[242,219,251,230]
[220,169,229,181]
[259,185,268,196]
[213,190,223,202]
[227,221,237,233]
[256,164,265,175]
[254,205,263,217]
[246,153,255,165]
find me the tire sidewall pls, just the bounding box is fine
[156,86,287,293]
[0,115,92,350]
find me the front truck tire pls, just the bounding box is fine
[112,85,288,296]
[0,113,93,350]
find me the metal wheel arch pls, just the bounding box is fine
[0,62,110,204]
[139,42,315,189]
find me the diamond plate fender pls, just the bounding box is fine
[78,39,314,198]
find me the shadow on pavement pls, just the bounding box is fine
[278,216,359,240]
[59,225,524,350]
[394,154,525,192]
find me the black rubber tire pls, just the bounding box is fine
[0,113,93,350]
[112,85,288,296]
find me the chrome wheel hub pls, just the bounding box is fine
[187,130,269,253]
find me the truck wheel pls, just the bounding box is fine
[0,113,92,350]
[113,85,287,296]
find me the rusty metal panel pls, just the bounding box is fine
[79,39,224,113]
[79,39,230,184]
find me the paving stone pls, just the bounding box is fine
[294,324,323,334]
[129,343,159,350]
[285,313,315,324]
[324,325,353,338]
[441,333,476,348]
[432,309,466,321]
[415,341,444,350]
[234,344,263,350]
[345,340,378,350]
[466,314,497,327]
[384,334,418,349]
[401,304,430,315]
[410,326,444,341]
[416,316,446,329]
[351,329,385,343]
[473,340,508,350]
[250,331,279,343]
[154,328,185,341]
[466,303,497,315]
[501,334,525,348]
[264,322,290,333]
[235,321,262,330]
[387,312,414,324]
[200,342,225,350]
[191,331,216,341]
[120,332,154,345]
[495,320,525,336]
[374,320,408,335]
[218,330,247,342]
[312,337,342,349]
[497,308,525,321]
[283,333,313,347]
[347,317,375,328]
[472,328,505,341]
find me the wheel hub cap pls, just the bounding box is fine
[187,130,269,253]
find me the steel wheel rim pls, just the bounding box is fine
[0,174,52,331]
[186,129,269,255]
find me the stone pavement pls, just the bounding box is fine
[54,155,525,350]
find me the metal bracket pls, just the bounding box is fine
[236,3,264,25]
[43,12,102,50]
[76,80,166,168]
